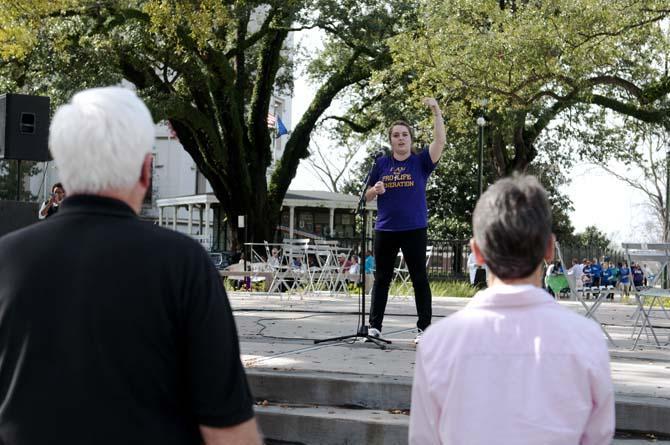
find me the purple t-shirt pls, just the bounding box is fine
[368,149,437,231]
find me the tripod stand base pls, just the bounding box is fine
[314,325,392,347]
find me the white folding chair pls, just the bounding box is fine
[391,246,433,299]
[330,246,352,296]
[312,240,339,293]
[556,241,615,345]
[623,242,670,349]
[390,251,410,299]
[281,239,310,296]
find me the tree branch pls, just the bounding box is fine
[321,115,379,133]
[575,13,667,41]
[225,6,278,58]
[247,20,291,171]
[268,48,371,207]
[585,75,646,101]
[589,94,670,124]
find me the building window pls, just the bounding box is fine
[280,210,290,227]
[333,211,355,238]
[314,212,330,236]
[298,211,313,233]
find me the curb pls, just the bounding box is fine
[248,369,670,436]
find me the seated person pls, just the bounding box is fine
[224,254,248,290]
[291,257,304,271]
[338,253,352,272]
[268,248,280,268]
[347,256,362,285]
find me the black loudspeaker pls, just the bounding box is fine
[0,201,39,238]
[0,93,51,161]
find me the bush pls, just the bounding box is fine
[389,280,477,298]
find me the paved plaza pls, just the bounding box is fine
[229,291,670,444]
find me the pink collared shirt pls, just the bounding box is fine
[410,284,614,445]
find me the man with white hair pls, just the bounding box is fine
[409,174,614,445]
[0,87,261,444]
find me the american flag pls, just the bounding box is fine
[267,113,277,128]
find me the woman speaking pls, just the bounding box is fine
[365,98,445,344]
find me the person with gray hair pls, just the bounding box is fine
[0,87,262,445]
[409,174,614,445]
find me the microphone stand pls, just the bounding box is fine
[315,153,391,348]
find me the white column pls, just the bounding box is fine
[158,206,163,226]
[289,206,295,239]
[329,207,335,237]
[198,206,203,235]
[172,206,177,230]
[187,204,193,235]
[204,203,211,248]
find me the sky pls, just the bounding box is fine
[565,164,651,243]
[288,30,657,245]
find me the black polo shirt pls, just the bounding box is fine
[0,195,253,444]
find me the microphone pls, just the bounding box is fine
[372,147,388,159]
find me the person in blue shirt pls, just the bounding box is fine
[619,262,631,296]
[365,98,446,344]
[364,250,375,273]
[601,265,612,287]
[602,262,615,299]
[590,258,602,287]
[608,262,619,286]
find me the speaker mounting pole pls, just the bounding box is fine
[16,159,21,201]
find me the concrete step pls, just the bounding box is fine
[248,369,412,410]
[247,369,670,437]
[256,402,669,445]
[256,403,408,445]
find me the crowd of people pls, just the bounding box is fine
[557,257,654,296]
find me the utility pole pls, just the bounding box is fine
[665,141,670,288]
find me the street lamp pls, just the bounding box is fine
[666,141,670,243]
[476,116,486,198]
[665,141,670,289]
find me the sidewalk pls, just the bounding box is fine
[230,292,670,441]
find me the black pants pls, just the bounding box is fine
[369,228,432,331]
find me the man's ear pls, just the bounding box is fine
[544,234,556,263]
[470,238,486,266]
[139,153,153,189]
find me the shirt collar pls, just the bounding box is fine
[57,194,137,219]
[468,284,555,308]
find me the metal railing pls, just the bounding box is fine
[327,237,470,280]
